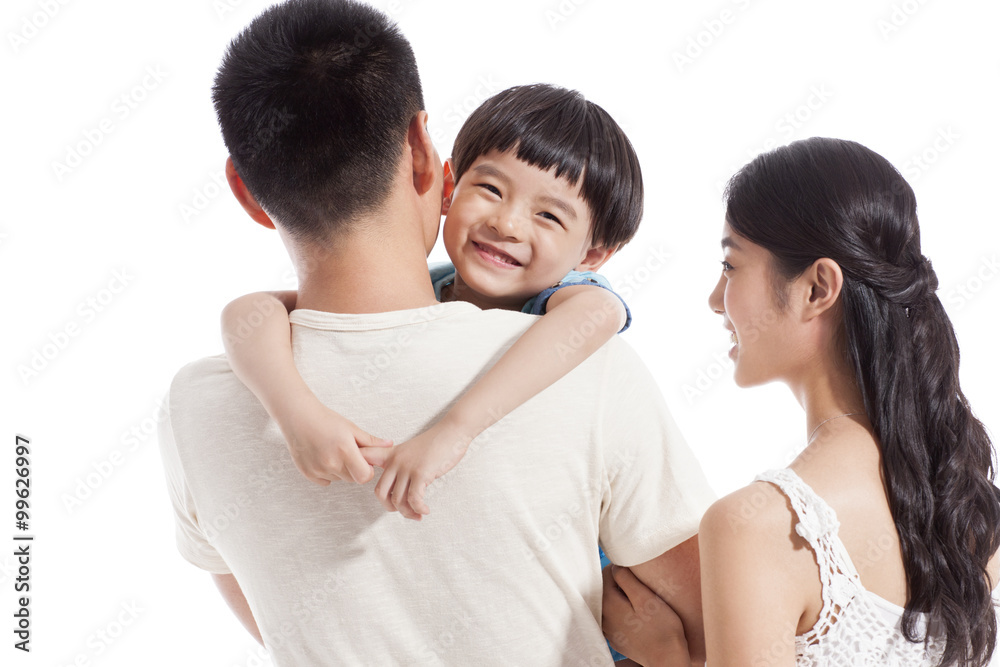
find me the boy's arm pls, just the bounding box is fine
[370,285,626,518]
[222,292,391,485]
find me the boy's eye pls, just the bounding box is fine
[721,260,734,272]
[476,183,501,197]
[539,211,564,227]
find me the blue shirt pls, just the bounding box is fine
[429,262,632,333]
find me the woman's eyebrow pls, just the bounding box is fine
[721,235,742,250]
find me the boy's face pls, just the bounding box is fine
[442,150,603,308]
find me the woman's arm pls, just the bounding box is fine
[222,291,391,485]
[371,284,627,518]
[698,486,806,667]
[601,564,691,667]
[603,486,808,667]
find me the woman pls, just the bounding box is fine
[603,138,1000,665]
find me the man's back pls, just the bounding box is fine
[160,302,712,666]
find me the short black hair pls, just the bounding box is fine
[212,0,424,243]
[451,84,643,250]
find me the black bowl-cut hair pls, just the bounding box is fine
[451,84,643,250]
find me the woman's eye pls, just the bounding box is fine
[721,260,734,272]
[539,212,564,227]
[477,183,501,196]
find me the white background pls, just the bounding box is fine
[3,0,998,664]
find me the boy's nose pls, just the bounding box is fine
[488,213,524,241]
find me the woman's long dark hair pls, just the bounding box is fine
[725,137,999,666]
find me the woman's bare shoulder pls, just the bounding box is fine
[700,482,809,556]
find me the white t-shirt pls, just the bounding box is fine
[158,302,715,666]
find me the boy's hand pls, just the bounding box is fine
[602,565,691,667]
[365,419,473,520]
[279,401,392,486]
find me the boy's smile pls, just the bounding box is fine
[441,149,598,310]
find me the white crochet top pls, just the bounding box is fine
[755,468,946,666]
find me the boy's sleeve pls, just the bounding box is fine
[158,390,232,575]
[428,262,457,302]
[596,339,716,567]
[522,270,632,333]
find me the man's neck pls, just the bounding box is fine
[290,226,439,315]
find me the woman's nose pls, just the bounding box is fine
[708,272,726,314]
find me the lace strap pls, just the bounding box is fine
[754,468,841,550]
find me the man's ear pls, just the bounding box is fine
[441,159,455,216]
[575,244,618,273]
[800,257,843,320]
[407,111,438,197]
[225,157,275,230]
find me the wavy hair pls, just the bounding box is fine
[724,137,999,666]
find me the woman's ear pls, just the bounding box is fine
[225,157,275,229]
[576,244,618,273]
[801,257,843,320]
[441,159,455,216]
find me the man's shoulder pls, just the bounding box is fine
[165,354,248,419]
[169,353,234,394]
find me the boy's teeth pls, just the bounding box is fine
[731,331,739,345]
[482,244,517,265]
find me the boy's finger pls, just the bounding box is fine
[408,480,430,516]
[392,478,422,521]
[356,430,394,448]
[360,446,391,469]
[374,470,398,512]
[344,450,374,485]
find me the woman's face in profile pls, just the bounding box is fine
[708,220,804,388]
